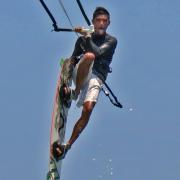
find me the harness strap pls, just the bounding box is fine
[102,81,123,108]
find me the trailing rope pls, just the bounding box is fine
[102,81,123,108]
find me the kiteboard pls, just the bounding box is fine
[47,58,73,180]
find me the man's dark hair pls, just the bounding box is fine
[93,7,110,20]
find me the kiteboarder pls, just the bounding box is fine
[53,6,117,160]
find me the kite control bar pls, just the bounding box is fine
[39,0,94,33]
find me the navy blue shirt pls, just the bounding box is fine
[72,33,117,81]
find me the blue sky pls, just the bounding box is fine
[0,0,180,180]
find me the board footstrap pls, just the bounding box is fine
[47,158,60,180]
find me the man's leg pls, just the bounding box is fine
[67,101,96,146]
[74,52,95,96]
[52,101,95,161]
[62,52,95,100]
[52,53,96,160]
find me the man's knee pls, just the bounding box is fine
[84,52,95,62]
[79,52,95,68]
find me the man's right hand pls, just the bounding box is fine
[74,26,93,37]
[74,27,88,36]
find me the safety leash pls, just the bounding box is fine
[102,81,123,108]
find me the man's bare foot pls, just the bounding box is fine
[59,84,78,101]
[51,141,71,161]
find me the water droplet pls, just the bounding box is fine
[98,174,103,178]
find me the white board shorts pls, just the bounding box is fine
[72,59,103,107]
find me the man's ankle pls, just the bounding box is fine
[65,143,71,150]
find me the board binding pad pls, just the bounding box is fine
[47,58,73,180]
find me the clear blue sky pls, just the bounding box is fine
[0,0,180,180]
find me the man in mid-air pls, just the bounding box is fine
[53,6,117,160]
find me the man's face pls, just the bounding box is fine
[92,14,110,35]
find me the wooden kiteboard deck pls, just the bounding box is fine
[46,58,73,180]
